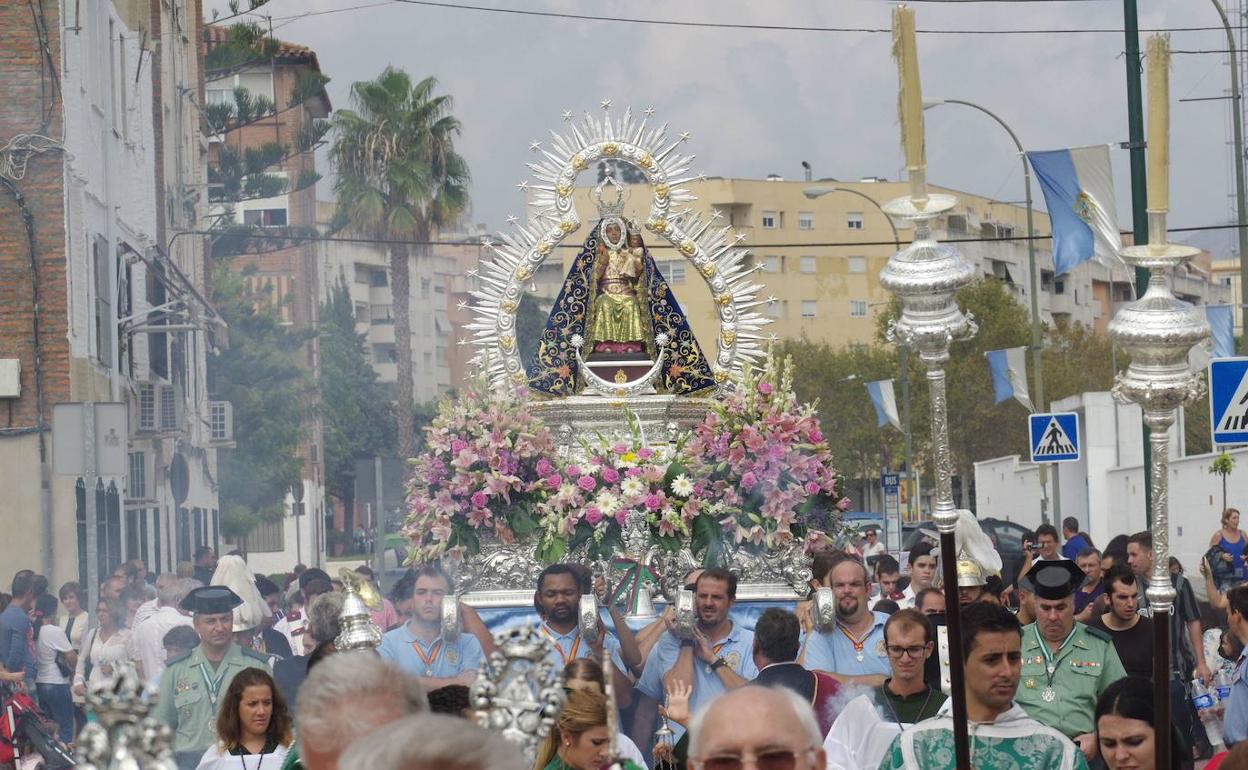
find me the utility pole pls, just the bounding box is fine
[1123,0,1155,527]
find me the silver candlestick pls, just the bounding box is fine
[879,168,977,766]
[1108,211,1210,615]
[471,624,566,764]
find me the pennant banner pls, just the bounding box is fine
[1026,145,1123,276]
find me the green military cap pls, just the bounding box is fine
[179,585,243,615]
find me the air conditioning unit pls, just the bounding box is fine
[136,383,181,434]
[208,400,235,446]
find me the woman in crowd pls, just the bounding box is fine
[55,582,91,652]
[533,688,617,770]
[563,658,648,768]
[33,593,76,744]
[1096,675,1192,770]
[72,597,135,700]
[196,668,293,769]
[1211,508,1247,590]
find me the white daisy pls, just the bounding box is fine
[621,477,646,498]
[670,474,695,498]
[595,491,622,515]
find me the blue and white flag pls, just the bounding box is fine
[985,347,1034,412]
[1208,304,1236,359]
[1025,145,1123,276]
[865,379,902,430]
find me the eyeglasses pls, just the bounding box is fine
[693,748,815,770]
[886,645,928,659]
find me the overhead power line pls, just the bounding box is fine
[236,0,1248,37]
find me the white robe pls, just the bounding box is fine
[823,693,908,770]
[194,743,289,770]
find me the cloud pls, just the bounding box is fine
[209,0,1240,243]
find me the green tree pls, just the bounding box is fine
[320,277,397,543]
[780,340,905,511]
[210,264,311,551]
[331,68,470,457]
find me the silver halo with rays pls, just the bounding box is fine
[467,103,771,391]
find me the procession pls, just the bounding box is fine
[3,1,1248,770]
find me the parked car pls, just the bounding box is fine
[899,517,1030,588]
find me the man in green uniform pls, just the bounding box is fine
[1016,559,1127,763]
[155,586,270,770]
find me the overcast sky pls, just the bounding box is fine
[208,0,1243,248]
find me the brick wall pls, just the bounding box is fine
[0,0,70,429]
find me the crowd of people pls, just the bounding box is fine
[1,509,1247,769]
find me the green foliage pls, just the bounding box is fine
[320,278,397,514]
[210,265,312,537]
[1211,451,1236,477]
[204,22,276,77]
[330,67,470,456]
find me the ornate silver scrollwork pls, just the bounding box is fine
[579,594,601,645]
[672,589,696,640]
[471,624,567,763]
[812,587,837,632]
[75,664,177,770]
[1108,212,1210,614]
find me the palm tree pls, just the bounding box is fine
[331,68,469,456]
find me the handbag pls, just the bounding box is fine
[54,650,74,678]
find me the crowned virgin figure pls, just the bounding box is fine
[527,178,715,396]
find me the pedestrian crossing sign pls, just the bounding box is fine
[1210,357,1248,445]
[1029,412,1081,463]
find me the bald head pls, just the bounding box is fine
[688,686,825,769]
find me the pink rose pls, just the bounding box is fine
[470,491,489,508]
[758,382,773,395]
[626,468,643,478]
[810,430,824,443]
[805,481,821,495]
[566,465,582,478]
[616,510,628,526]
[741,472,758,490]
[451,439,468,453]
[546,474,563,488]
[644,494,662,511]
[613,443,630,456]
[577,475,597,492]
[602,467,620,484]
[637,447,654,460]
[536,458,553,476]
[585,506,603,525]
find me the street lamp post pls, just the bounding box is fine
[923,98,1057,523]
[1210,0,1248,353]
[804,187,913,531]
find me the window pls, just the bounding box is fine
[660,260,686,283]
[420,279,431,298]
[798,211,814,230]
[206,88,232,106]
[763,255,782,274]
[801,301,817,318]
[848,256,867,274]
[761,211,778,229]
[850,300,868,318]
[354,300,369,320]
[235,70,275,102]
[242,208,288,227]
[1054,277,1066,295]
[423,351,432,369]
[375,344,397,363]
[117,32,127,137]
[800,256,817,274]
[370,269,388,287]
[847,212,864,230]
[436,346,448,365]
[370,305,393,324]
[766,300,787,318]
[93,235,114,368]
[127,452,146,499]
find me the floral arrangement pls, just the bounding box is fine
[404,376,559,561]
[404,352,849,565]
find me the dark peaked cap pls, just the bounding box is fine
[1024,560,1086,601]
[179,585,243,615]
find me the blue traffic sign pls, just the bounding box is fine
[1029,412,1081,463]
[1210,357,1248,445]
[881,472,900,493]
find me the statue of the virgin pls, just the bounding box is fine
[526,178,715,397]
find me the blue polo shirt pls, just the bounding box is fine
[639,623,756,702]
[1225,647,1248,745]
[378,623,484,679]
[538,621,626,673]
[802,611,890,677]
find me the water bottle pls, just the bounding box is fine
[1193,679,1227,753]
[1216,669,1233,704]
